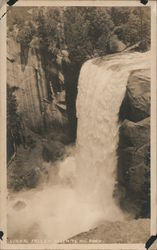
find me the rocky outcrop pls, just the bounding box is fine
[117,69,150,218]
[69,219,150,243]
[108,34,126,53]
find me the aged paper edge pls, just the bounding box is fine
[0,0,156,249]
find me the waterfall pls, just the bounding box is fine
[75,51,150,217]
[8,51,150,242]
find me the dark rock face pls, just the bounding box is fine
[117,69,150,218]
[62,60,81,141]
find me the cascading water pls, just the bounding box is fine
[8,51,150,242]
[75,51,150,216]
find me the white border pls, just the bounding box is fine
[0,3,7,250]
[0,1,156,249]
[10,0,154,7]
[150,0,157,236]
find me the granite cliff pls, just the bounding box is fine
[117,69,150,217]
[7,33,67,133]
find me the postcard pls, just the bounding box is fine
[0,0,156,249]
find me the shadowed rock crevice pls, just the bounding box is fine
[62,60,82,141]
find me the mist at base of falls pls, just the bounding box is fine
[8,51,150,242]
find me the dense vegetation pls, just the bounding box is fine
[8,7,150,60]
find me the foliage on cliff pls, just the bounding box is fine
[7,85,23,161]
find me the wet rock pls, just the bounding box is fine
[42,140,65,163]
[24,169,41,189]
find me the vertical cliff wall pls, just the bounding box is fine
[7,35,67,133]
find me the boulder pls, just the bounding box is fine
[109,34,126,53]
[120,69,150,122]
[119,117,150,148]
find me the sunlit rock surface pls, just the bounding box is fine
[7,35,67,132]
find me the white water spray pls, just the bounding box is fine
[8,52,150,242]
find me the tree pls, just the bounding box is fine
[109,7,150,50]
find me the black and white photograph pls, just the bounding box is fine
[0,0,156,248]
